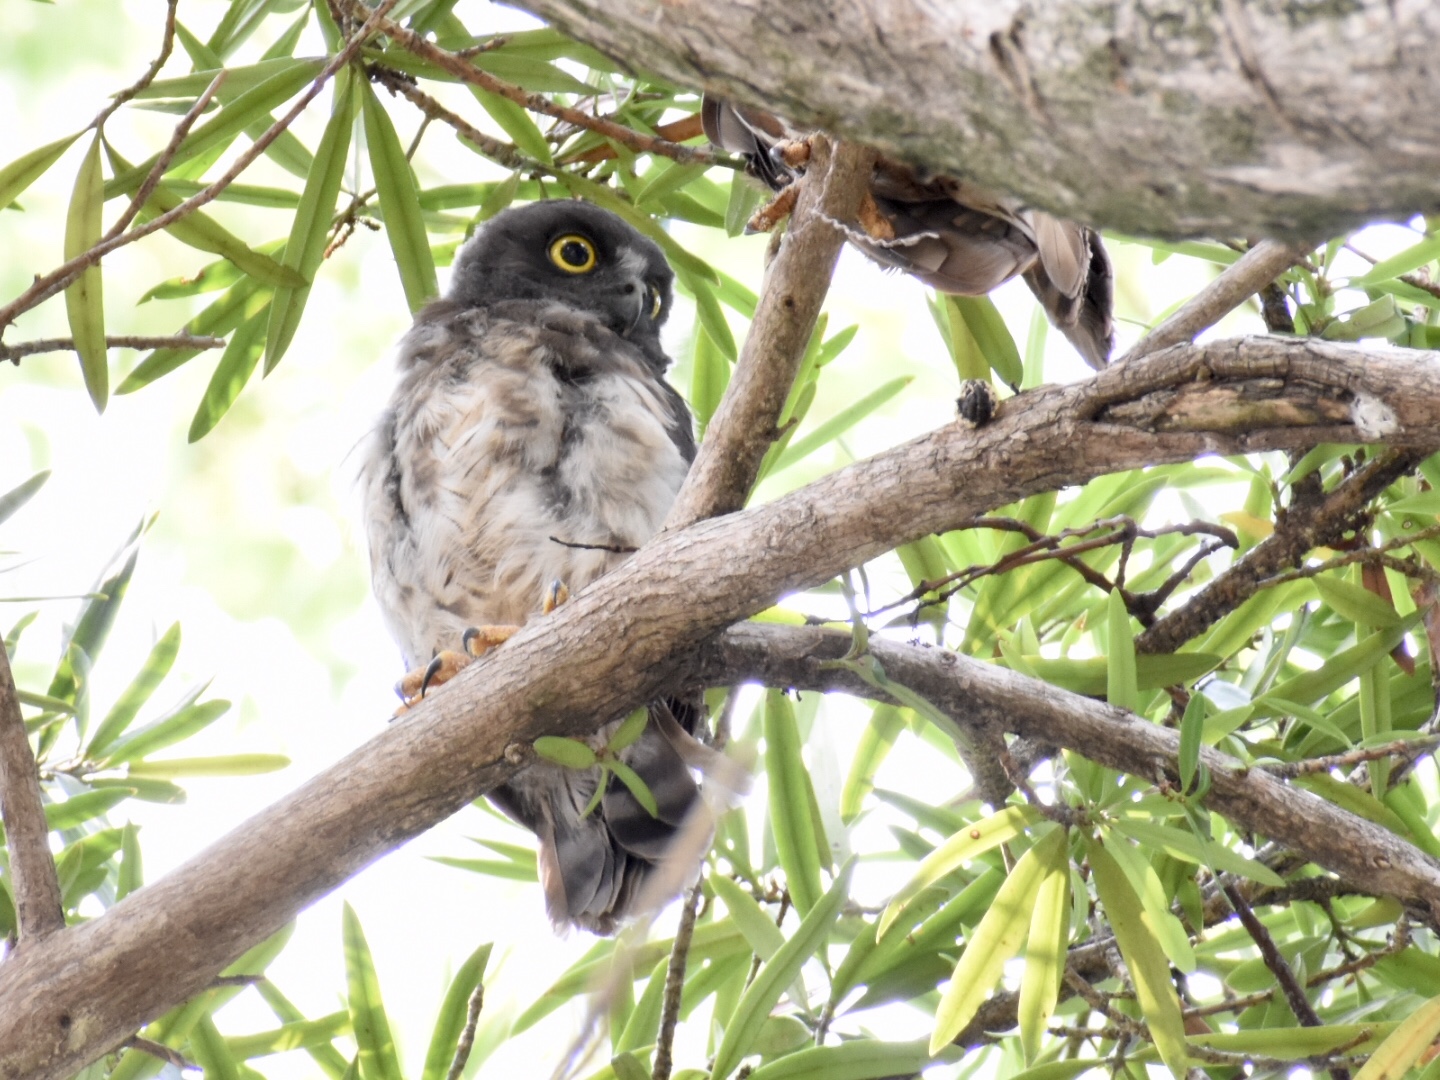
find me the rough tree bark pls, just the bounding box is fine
[512,0,1440,238]
[0,339,1437,1080]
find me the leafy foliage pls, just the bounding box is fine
[2,2,1439,1080]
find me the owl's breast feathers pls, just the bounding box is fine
[362,297,693,670]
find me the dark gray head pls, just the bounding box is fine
[448,200,674,360]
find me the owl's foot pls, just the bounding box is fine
[747,182,800,234]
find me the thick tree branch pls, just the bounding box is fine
[0,641,65,947]
[666,137,876,526]
[1,338,1438,1079]
[511,0,1440,237]
[689,624,1440,910]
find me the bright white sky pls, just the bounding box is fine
[0,3,1426,1078]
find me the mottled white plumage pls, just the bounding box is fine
[360,202,701,933]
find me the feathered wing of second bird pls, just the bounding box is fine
[702,96,1116,369]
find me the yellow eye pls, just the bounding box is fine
[549,234,597,273]
[649,288,663,319]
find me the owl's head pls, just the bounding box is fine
[448,200,674,357]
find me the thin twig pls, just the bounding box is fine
[652,882,703,1080]
[1261,736,1440,779]
[446,982,485,1080]
[346,0,724,165]
[1126,239,1308,360]
[372,69,533,172]
[91,0,179,132]
[0,0,398,335]
[0,639,65,946]
[0,335,227,364]
[108,71,229,240]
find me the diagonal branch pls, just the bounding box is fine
[665,137,877,526]
[1,337,1439,1079]
[0,640,65,948]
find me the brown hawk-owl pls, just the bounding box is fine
[360,200,703,934]
[702,97,1116,369]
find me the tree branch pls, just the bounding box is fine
[510,0,1440,237]
[665,137,876,527]
[0,640,65,948]
[1,337,1438,1078]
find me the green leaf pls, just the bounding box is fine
[839,704,906,822]
[949,295,1023,387]
[44,788,132,832]
[117,821,142,900]
[87,622,181,756]
[880,803,1043,936]
[764,689,827,915]
[362,82,438,312]
[266,66,357,372]
[1106,590,1138,711]
[1176,692,1205,793]
[49,546,139,706]
[64,134,107,412]
[1352,234,1440,286]
[533,735,597,769]
[471,88,552,163]
[1086,835,1188,1079]
[711,860,854,1080]
[188,306,269,442]
[342,903,404,1080]
[0,471,50,527]
[0,132,80,211]
[1018,832,1070,1063]
[1315,574,1402,628]
[103,696,231,766]
[127,753,289,777]
[419,941,492,1080]
[930,826,1064,1052]
[748,1038,947,1080]
[711,873,786,961]
[770,377,912,475]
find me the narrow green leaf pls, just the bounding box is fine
[361,82,438,312]
[880,803,1043,937]
[711,873,785,961]
[420,941,492,1080]
[189,307,268,442]
[930,827,1062,1053]
[342,903,404,1080]
[266,67,357,371]
[0,471,50,527]
[840,704,906,822]
[472,88,552,163]
[711,860,854,1080]
[1086,836,1188,1079]
[1106,589,1138,711]
[533,735,597,769]
[87,622,181,756]
[764,689,825,915]
[127,753,289,777]
[117,821,142,900]
[0,132,80,211]
[103,696,230,766]
[64,134,107,411]
[1177,692,1205,792]
[1353,234,1440,286]
[770,377,913,475]
[1018,832,1070,1063]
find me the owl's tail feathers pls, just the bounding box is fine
[539,702,750,936]
[1023,224,1116,371]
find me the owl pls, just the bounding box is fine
[360,200,705,934]
[702,97,1116,369]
